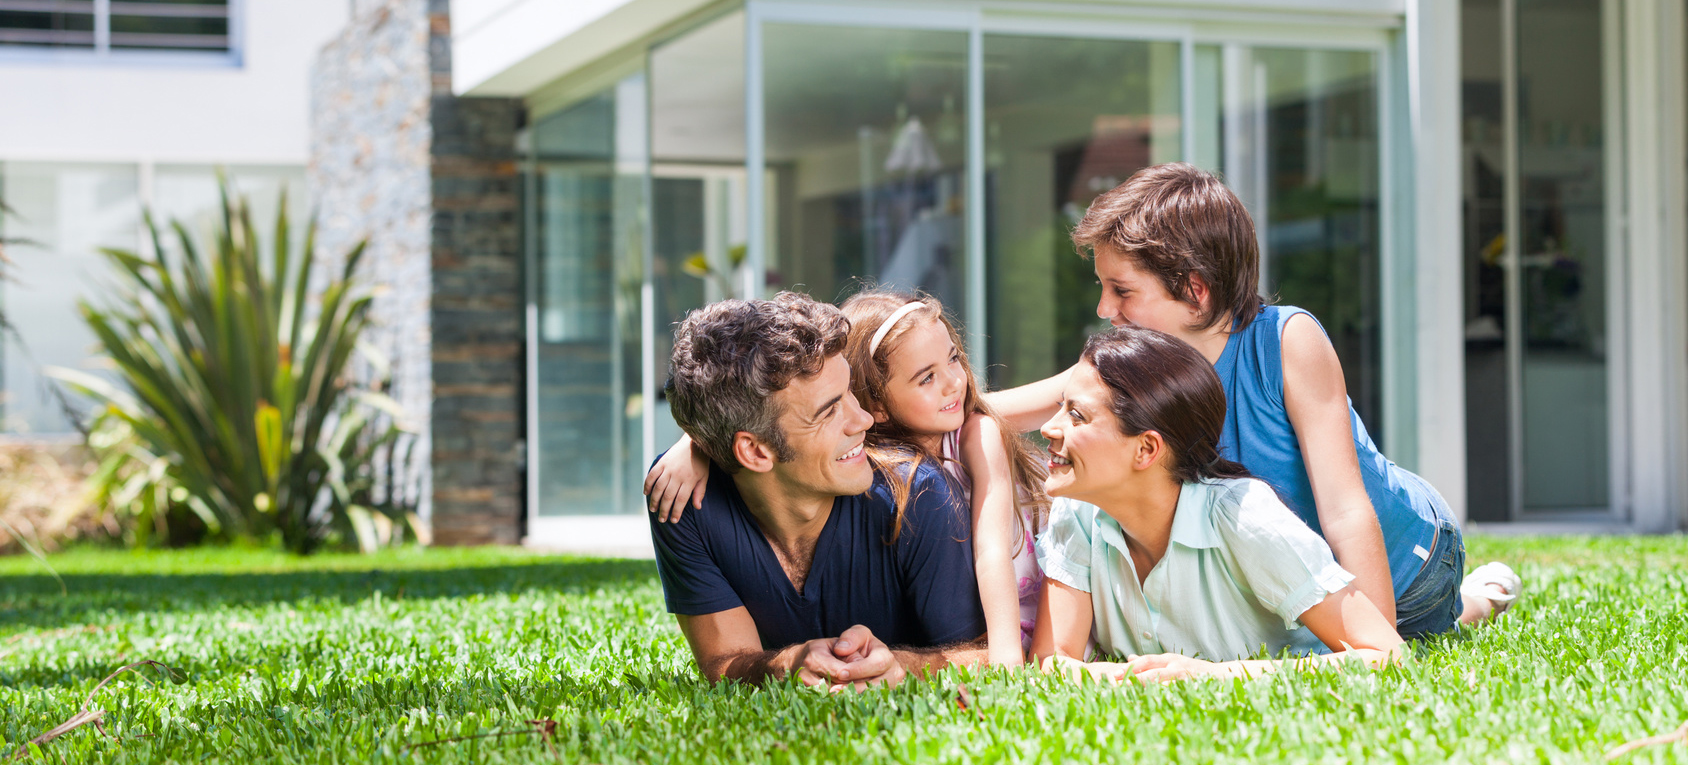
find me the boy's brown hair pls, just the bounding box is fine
[1070,162,1263,332]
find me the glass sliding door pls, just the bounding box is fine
[651,10,748,455]
[1226,47,1385,441]
[761,22,970,312]
[1461,0,1614,521]
[1514,0,1610,514]
[528,75,647,516]
[982,34,1183,389]
[1461,0,1512,521]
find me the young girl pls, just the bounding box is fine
[995,162,1519,641]
[1034,325,1406,681]
[647,290,1049,666]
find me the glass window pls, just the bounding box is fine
[982,34,1183,388]
[1462,0,1510,520]
[651,11,747,454]
[0,7,95,48]
[0,162,141,435]
[1,0,229,53]
[529,76,647,516]
[151,165,307,256]
[1230,48,1385,439]
[762,23,970,313]
[1462,0,1611,518]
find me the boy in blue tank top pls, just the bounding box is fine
[993,163,1520,638]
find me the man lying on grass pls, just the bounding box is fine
[652,292,988,689]
[1032,327,1406,682]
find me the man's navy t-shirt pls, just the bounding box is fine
[648,459,987,650]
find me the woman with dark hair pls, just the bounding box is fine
[1032,326,1405,682]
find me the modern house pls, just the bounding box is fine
[0,0,348,436]
[317,0,1688,550]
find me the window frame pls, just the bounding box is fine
[0,0,242,67]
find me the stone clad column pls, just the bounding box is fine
[310,0,524,545]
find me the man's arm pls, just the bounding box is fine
[893,636,989,679]
[677,609,904,688]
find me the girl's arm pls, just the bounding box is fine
[1127,581,1406,682]
[982,364,1076,434]
[1032,577,1136,682]
[959,413,1027,666]
[643,432,710,523]
[1279,314,1396,623]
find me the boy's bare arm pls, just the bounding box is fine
[983,363,1076,433]
[1280,314,1396,623]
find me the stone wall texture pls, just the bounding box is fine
[309,0,434,522]
[310,0,525,545]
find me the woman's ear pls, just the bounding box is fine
[1134,430,1166,471]
[732,431,777,473]
[870,403,890,425]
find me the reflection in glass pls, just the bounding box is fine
[152,165,307,263]
[763,23,969,313]
[1516,0,1607,511]
[1238,49,1384,440]
[529,77,646,516]
[982,35,1182,388]
[0,162,140,434]
[651,11,747,454]
[1461,0,1511,520]
[1460,0,1610,517]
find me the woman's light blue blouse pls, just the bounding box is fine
[1036,478,1354,661]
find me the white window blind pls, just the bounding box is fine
[0,0,230,53]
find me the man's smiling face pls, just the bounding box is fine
[766,353,876,498]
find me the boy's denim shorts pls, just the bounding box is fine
[1393,517,1466,640]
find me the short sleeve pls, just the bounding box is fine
[648,466,744,616]
[888,464,989,645]
[1215,479,1355,628]
[1035,498,1095,594]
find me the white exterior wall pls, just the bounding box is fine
[0,0,349,164]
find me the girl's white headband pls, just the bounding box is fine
[868,301,927,358]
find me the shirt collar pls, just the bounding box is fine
[1167,480,1222,549]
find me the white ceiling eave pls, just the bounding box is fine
[452,0,718,96]
[451,0,1407,98]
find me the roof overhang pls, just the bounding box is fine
[452,0,717,96]
[451,0,1408,99]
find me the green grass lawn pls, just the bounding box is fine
[1,537,1685,763]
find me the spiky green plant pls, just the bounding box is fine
[49,183,411,554]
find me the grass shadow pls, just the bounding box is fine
[0,558,660,634]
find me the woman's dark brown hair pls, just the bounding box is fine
[1071,162,1264,332]
[1080,325,1250,484]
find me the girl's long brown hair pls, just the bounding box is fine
[840,289,1050,549]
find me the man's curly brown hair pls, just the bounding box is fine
[665,292,850,472]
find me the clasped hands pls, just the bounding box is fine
[789,624,906,692]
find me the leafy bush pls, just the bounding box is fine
[50,184,416,554]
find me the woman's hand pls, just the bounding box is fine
[644,434,709,523]
[1125,653,1227,683]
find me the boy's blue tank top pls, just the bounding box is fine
[1213,305,1445,598]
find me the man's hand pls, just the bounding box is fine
[792,624,906,691]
